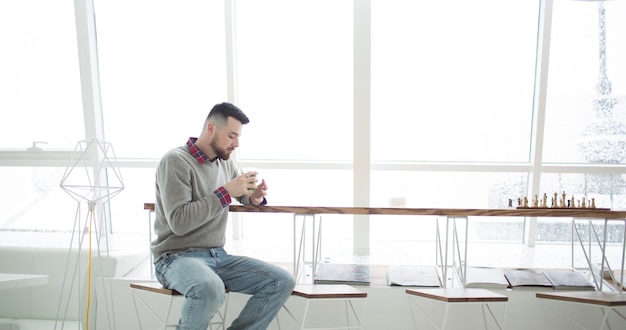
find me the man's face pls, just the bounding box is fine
[210,117,242,160]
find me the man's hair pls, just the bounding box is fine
[206,102,250,129]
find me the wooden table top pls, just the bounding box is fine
[144,203,626,219]
[536,291,626,306]
[292,284,367,298]
[406,288,509,303]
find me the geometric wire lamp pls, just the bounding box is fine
[56,138,124,330]
[60,138,124,204]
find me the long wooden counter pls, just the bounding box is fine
[143,202,626,289]
[144,202,626,219]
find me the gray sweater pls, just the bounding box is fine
[150,145,249,260]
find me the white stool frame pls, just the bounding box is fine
[406,289,508,330]
[129,206,229,329]
[130,283,229,330]
[537,291,626,330]
[281,296,366,330]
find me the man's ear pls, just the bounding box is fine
[206,122,216,135]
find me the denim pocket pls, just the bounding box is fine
[154,250,178,282]
[154,248,204,280]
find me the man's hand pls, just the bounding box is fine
[249,179,268,205]
[223,172,258,198]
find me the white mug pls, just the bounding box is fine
[242,167,260,191]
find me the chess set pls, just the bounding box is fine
[511,191,609,210]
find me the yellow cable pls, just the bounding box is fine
[85,209,93,330]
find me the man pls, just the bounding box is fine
[151,102,295,329]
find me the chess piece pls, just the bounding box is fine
[553,192,558,208]
[523,197,528,208]
[570,195,575,208]
[508,199,513,208]
[591,198,596,209]
[532,194,539,208]
[581,197,586,208]
[542,193,548,208]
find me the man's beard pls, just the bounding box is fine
[210,139,231,160]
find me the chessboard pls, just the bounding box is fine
[513,191,606,210]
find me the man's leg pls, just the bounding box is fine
[155,250,227,330]
[215,249,296,330]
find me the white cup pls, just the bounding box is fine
[242,167,260,191]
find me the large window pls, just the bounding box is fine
[543,0,626,164]
[0,1,84,234]
[0,1,84,149]
[1,1,626,259]
[0,167,75,231]
[538,0,626,243]
[234,0,354,162]
[368,0,540,248]
[371,0,539,163]
[95,0,229,160]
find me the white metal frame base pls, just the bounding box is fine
[436,216,469,288]
[407,295,507,330]
[572,218,626,292]
[130,284,228,330]
[538,297,626,330]
[294,214,323,283]
[279,296,367,330]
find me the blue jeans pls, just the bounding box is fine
[154,247,296,330]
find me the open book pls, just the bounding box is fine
[314,263,371,286]
[386,265,441,287]
[542,269,595,291]
[504,269,554,290]
[505,268,596,291]
[464,266,510,289]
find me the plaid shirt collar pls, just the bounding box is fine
[186,137,211,164]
